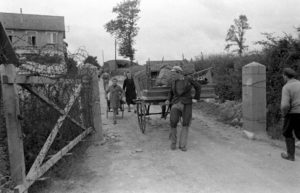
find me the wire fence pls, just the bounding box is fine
[0,47,98,192]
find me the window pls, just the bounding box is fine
[26,31,37,46]
[32,36,36,46]
[27,36,36,46]
[47,32,58,44]
[8,35,13,42]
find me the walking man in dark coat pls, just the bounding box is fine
[165,66,201,151]
[281,68,300,161]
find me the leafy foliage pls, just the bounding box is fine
[25,54,63,65]
[257,34,300,137]
[194,54,264,102]
[196,32,300,138]
[65,56,79,77]
[83,55,100,68]
[225,15,251,56]
[16,52,94,171]
[104,0,140,63]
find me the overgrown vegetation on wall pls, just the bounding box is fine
[19,55,94,171]
[194,53,264,101]
[194,34,300,138]
[0,79,11,190]
[0,50,96,192]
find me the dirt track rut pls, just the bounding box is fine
[36,79,300,193]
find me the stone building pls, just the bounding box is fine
[0,12,67,75]
[0,12,66,56]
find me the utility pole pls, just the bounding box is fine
[20,8,23,23]
[114,39,117,62]
[102,49,104,65]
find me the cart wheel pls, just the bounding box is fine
[137,102,146,133]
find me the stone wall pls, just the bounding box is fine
[0,78,10,189]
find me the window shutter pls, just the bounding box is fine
[53,33,57,43]
[27,36,32,45]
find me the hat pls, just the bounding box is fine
[283,68,297,78]
[171,66,183,72]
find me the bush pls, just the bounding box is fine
[194,53,265,102]
[195,100,243,127]
[17,54,94,171]
[260,34,300,138]
[194,34,300,138]
[25,54,63,65]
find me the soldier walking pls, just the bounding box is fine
[165,66,201,151]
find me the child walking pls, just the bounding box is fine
[106,78,124,124]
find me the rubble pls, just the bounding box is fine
[242,130,255,140]
[102,131,121,145]
[135,148,143,153]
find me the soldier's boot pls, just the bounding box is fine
[179,126,189,152]
[281,138,295,161]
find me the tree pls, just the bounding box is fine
[66,56,78,76]
[225,15,251,56]
[104,0,140,64]
[84,55,100,68]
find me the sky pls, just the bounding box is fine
[1,0,300,65]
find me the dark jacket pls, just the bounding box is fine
[168,76,201,104]
[123,78,137,103]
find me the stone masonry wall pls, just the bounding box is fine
[0,78,10,189]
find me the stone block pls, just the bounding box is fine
[242,62,266,134]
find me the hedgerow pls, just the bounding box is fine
[194,34,300,138]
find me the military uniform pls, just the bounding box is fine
[168,75,201,151]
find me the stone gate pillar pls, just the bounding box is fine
[242,62,266,136]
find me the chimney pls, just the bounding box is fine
[20,8,23,23]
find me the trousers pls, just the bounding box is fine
[170,102,192,128]
[169,102,192,148]
[282,113,300,139]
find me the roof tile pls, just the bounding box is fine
[0,12,65,32]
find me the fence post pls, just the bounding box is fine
[0,64,26,185]
[91,71,103,141]
[242,62,266,136]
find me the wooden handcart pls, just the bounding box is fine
[133,62,217,133]
[134,86,171,133]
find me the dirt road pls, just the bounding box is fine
[35,79,300,193]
